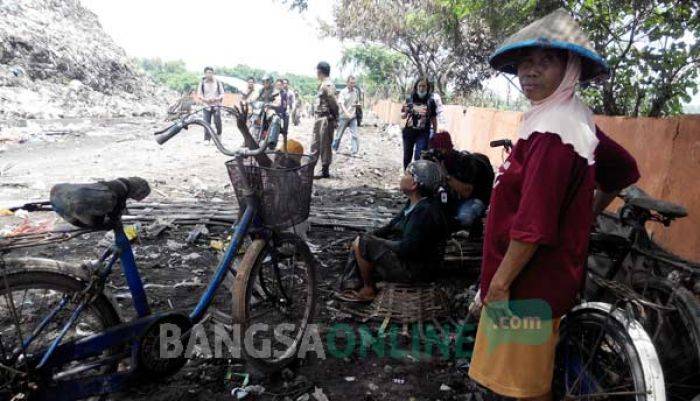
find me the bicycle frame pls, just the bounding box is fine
[17,114,274,400]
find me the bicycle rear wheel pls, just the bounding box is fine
[0,258,121,400]
[554,302,665,401]
[632,275,700,401]
[232,233,317,373]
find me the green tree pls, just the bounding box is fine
[137,58,199,93]
[567,0,699,117]
[340,45,411,99]
[439,0,700,117]
[321,0,495,96]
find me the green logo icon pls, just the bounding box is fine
[482,299,553,353]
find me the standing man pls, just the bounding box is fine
[251,75,282,148]
[197,66,225,140]
[283,79,294,133]
[276,79,290,137]
[242,76,256,103]
[311,61,339,178]
[332,75,360,155]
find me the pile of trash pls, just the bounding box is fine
[0,0,173,120]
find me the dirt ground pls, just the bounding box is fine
[1,115,484,401]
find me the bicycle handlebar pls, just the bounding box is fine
[154,122,184,145]
[154,106,270,158]
[490,139,513,149]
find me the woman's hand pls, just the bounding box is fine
[483,280,513,324]
[484,280,509,305]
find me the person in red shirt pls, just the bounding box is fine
[467,9,638,401]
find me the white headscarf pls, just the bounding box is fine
[517,52,598,164]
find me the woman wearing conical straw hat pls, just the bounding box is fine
[468,9,639,400]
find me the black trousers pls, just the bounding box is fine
[402,127,430,170]
[202,107,222,139]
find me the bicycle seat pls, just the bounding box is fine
[50,177,150,228]
[621,186,687,219]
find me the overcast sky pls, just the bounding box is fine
[81,0,343,77]
[82,0,698,109]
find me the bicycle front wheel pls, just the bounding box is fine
[232,233,317,373]
[554,302,665,401]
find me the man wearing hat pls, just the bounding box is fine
[311,61,339,178]
[425,131,494,233]
[467,9,639,401]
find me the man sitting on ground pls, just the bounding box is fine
[337,160,449,303]
[425,131,494,233]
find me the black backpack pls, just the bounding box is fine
[200,79,223,96]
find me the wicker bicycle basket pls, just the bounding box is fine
[226,153,316,230]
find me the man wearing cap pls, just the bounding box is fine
[425,131,494,233]
[312,61,339,178]
[468,9,639,401]
[336,160,449,303]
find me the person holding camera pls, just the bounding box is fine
[401,77,438,170]
[426,131,494,233]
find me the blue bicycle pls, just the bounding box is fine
[0,106,318,400]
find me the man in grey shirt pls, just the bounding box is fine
[332,75,360,155]
[197,66,225,140]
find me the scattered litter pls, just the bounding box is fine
[344,376,356,382]
[1,215,57,237]
[392,378,405,385]
[209,239,225,251]
[124,224,139,241]
[311,387,329,401]
[231,384,265,399]
[455,359,470,373]
[14,209,29,219]
[440,384,453,391]
[98,231,115,247]
[296,394,310,401]
[182,252,201,262]
[166,239,184,251]
[367,383,379,392]
[174,277,203,288]
[186,224,209,243]
[145,218,174,238]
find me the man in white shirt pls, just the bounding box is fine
[332,75,360,155]
[196,66,225,140]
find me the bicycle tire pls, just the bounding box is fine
[232,233,317,373]
[0,258,121,400]
[554,302,665,401]
[631,275,700,401]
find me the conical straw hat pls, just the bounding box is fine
[489,8,608,81]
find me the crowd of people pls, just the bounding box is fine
[188,9,645,401]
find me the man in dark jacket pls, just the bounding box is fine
[337,160,449,302]
[426,131,495,232]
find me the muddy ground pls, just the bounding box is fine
[1,115,484,401]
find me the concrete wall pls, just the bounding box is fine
[372,100,700,261]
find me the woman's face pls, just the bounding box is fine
[516,48,567,101]
[416,81,428,94]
